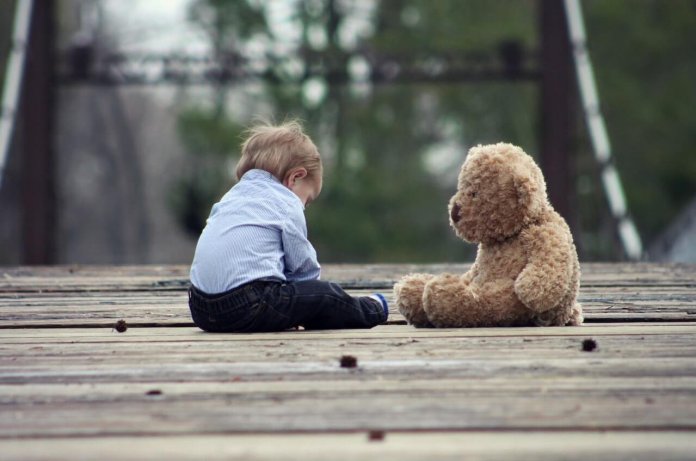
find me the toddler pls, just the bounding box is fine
[188,120,388,332]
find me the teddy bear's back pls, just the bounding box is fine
[471,208,580,327]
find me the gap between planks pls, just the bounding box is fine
[2,323,696,341]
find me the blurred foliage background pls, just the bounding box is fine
[168,0,696,263]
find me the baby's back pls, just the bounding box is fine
[189,176,293,294]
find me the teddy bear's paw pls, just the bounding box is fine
[514,275,560,314]
[531,302,581,327]
[394,274,434,327]
[566,303,584,326]
[532,310,561,326]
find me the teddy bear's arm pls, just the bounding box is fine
[462,259,478,284]
[514,224,573,313]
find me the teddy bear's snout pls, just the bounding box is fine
[450,202,462,223]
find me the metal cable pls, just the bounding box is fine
[563,0,643,260]
[0,0,33,188]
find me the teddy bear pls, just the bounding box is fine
[394,143,583,327]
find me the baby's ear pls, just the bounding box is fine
[284,167,308,186]
[296,167,308,179]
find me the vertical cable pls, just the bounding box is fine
[563,0,643,260]
[0,0,34,188]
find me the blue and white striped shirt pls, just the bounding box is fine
[190,169,321,294]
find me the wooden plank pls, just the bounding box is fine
[2,370,696,435]
[2,262,694,328]
[2,283,696,328]
[4,284,695,303]
[1,263,695,293]
[322,262,696,288]
[3,339,696,374]
[0,260,694,461]
[2,375,696,435]
[2,325,696,364]
[1,323,695,341]
[1,325,695,437]
[4,376,696,399]
[2,432,696,461]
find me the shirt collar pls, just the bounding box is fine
[241,169,304,209]
[242,169,280,183]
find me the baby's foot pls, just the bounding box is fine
[369,293,389,321]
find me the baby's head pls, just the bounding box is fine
[236,120,323,206]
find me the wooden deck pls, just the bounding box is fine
[1,263,696,460]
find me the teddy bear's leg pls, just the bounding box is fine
[394,273,435,328]
[424,277,527,327]
[421,273,481,328]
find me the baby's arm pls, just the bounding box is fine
[281,207,321,281]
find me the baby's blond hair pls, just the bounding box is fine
[235,119,322,182]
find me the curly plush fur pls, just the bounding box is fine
[394,143,583,327]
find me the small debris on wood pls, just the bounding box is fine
[368,430,385,441]
[114,319,128,333]
[340,355,357,368]
[393,338,419,346]
[145,389,162,395]
[581,338,597,352]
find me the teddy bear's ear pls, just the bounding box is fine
[514,165,546,220]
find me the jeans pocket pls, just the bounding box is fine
[243,303,289,332]
[243,285,292,332]
[190,301,256,333]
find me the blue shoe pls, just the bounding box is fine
[369,293,389,319]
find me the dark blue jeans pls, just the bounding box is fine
[188,279,387,333]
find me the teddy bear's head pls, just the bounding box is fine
[448,143,548,244]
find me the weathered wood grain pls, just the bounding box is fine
[1,263,695,460]
[2,263,695,293]
[3,326,695,387]
[2,323,695,341]
[2,389,696,436]
[2,287,695,328]
[1,324,695,438]
[3,432,696,461]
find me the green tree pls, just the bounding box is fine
[583,0,696,245]
[173,0,539,262]
[170,0,267,235]
[172,0,696,262]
